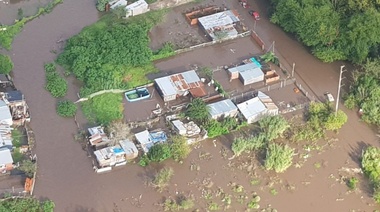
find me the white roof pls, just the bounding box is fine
[0,100,12,123]
[237,97,266,120]
[88,126,105,136]
[228,63,264,82]
[135,130,153,153]
[198,10,239,30]
[171,120,186,133]
[208,99,238,117]
[154,70,201,97]
[126,0,148,10]
[110,0,128,9]
[119,139,138,156]
[0,135,12,149]
[155,76,177,97]
[0,148,13,165]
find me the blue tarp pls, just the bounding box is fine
[250,57,262,68]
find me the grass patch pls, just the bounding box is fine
[81,93,123,125]
[11,129,23,148]
[163,196,194,211]
[0,0,63,50]
[347,177,359,190]
[208,202,219,211]
[12,149,24,163]
[270,188,278,195]
[250,178,261,186]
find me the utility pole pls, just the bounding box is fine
[272,41,275,53]
[335,65,345,115]
[292,63,295,78]
[254,20,257,31]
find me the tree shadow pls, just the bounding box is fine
[348,140,370,167]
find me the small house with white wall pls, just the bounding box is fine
[237,91,278,124]
[125,0,149,18]
[208,99,238,120]
[0,100,12,126]
[228,63,264,86]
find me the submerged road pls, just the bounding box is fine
[6,0,379,211]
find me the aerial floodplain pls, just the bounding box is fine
[0,0,379,211]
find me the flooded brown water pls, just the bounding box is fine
[4,0,380,211]
[0,0,53,25]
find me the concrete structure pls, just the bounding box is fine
[88,126,111,149]
[125,0,149,18]
[94,145,126,168]
[208,99,238,120]
[135,130,168,153]
[1,90,30,124]
[228,63,264,85]
[0,100,12,126]
[0,148,13,173]
[198,10,240,41]
[171,120,201,137]
[119,139,138,160]
[237,91,278,124]
[155,70,206,102]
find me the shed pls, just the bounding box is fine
[208,99,238,120]
[125,0,149,17]
[228,63,264,85]
[119,139,138,160]
[0,148,13,173]
[0,100,12,126]
[155,76,177,102]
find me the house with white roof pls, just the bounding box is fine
[228,63,264,86]
[198,10,240,41]
[135,130,167,153]
[237,91,278,124]
[0,148,13,173]
[0,100,12,126]
[208,99,238,120]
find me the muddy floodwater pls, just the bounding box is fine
[0,0,53,25]
[3,0,380,211]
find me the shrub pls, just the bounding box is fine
[170,135,191,162]
[205,119,229,138]
[232,134,267,156]
[185,98,210,124]
[347,177,359,190]
[18,159,36,178]
[44,63,67,98]
[57,100,77,117]
[324,111,348,131]
[258,115,289,141]
[12,149,24,163]
[362,146,380,203]
[344,94,356,110]
[0,54,13,74]
[11,129,23,148]
[163,197,194,211]
[152,42,176,61]
[0,198,55,212]
[264,143,294,173]
[148,143,172,162]
[152,167,174,192]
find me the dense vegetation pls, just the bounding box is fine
[0,0,63,50]
[344,59,380,125]
[291,102,347,141]
[0,54,13,74]
[57,100,77,117]
[270,0,380,63]
[264,143,294,173]
[44,63,67,98]
[0,197,54,212]
[57,10,169,97]
[362,146,380,203]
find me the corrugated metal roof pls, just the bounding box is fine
[126,0,148,10]
[182,70,200,84]
[0,100,12,124]
[237,97,266,120]
[155,76,177,97]
[119,139,138,156]
[208,99,238,117]
[228,63,264,83]
[198,10,239,30]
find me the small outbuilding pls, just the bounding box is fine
[237,91,278,124]
[125,0,149,18]
[0,100,12,126]
[208,99,238,120]
[0,148,13,173]
[228,63,264,85]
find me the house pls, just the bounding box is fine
[0,74,10,87]
[208,99,238,120]
[198,10,240,41]
[119,139,138,160]
[125,0,149,18]
[0,148,13,173]
[171,120,201,137]
[237,91,278,124]
[135,130,167,153]
[228,63,264,85]
[88,126,111,149]
[0,100,12,126]
[94,145,126,168]
[1,90,30,123]
[155,70,206,102]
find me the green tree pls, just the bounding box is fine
[112,6,126,19]
[258,115,289,141]
[324,111,348,131]
[170,135,191,162]
[57,100,77,117]
[185,98,210,124]
[0,198,54,212]
[264,143,294,173]
[0,54,13,74]
[96,0,109,11]
[362,146,380,203]
[147,143,172,162]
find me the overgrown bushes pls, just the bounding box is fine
[205,117,247,138]
[362,146,380,203]
[152,42,176,61]
[56,100,77,117]
[0,197,55,212]
[152,167,174,192]
[185,98,210,124]
[0,54,13,74]
[44,63,67,98]
[264,143,294,173]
